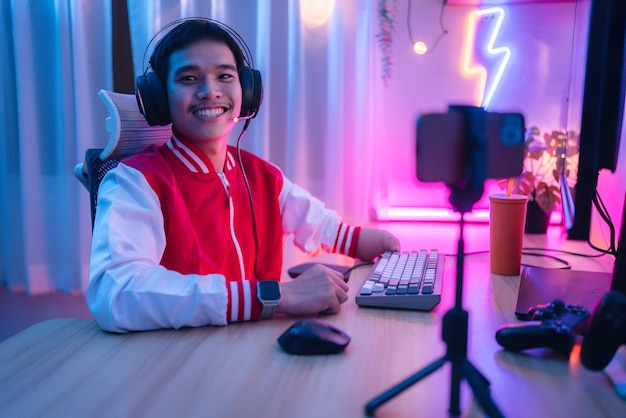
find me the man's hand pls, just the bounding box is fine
[355,228,401,261]
[277,264,349,316]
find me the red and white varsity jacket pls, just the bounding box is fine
[87,134,360,333]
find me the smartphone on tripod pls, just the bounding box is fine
[415,108,525,184]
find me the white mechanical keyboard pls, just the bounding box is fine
[355,250,443,311]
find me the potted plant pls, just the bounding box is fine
[499,126,579,233]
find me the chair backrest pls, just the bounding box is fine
[97,89,171,161]
[85,149,119,229]
[75,89,172,229]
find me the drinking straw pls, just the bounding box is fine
[507,178,514,197]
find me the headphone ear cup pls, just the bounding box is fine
[135,72,172,126]
[239,66,263,118]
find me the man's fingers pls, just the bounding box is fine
[321,299,341,315]
[325,268,349,291]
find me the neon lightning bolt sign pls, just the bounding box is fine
[462,7,511,109]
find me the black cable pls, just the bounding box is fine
[332,261,375,283]
[520,252,571,269]
[406,0,415,47]
[588,190,618,256]
[350,194,618,276]
[521,246,608,258]
[236,119,260,279]
[429,2,449,53]
[452,249,574,269]
[346,261,374,275]
[354,239,604,281]
[406,0,448,55]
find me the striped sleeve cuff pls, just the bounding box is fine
[331,223,361,258]
[226,280,262,323]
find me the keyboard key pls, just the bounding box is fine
[360,281,375,295]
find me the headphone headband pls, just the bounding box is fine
[141,17,255,75]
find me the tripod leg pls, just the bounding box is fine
[449,360,462,416]
[473,364,490,389]
[365,357,447,416]
[461,360,505,418]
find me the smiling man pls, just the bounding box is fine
[86,19,400,333]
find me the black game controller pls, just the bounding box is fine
[495,299,590,357]
[580,291,626,371]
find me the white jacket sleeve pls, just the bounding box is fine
[86,163,228,333]
[279,174,354,255]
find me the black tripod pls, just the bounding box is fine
[365,106,505,417]
[365,212,504,417]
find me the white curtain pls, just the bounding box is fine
[0,0,379,294]
[0,0,112,294]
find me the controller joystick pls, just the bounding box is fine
[495,299,590,357]
[580,291,626,371]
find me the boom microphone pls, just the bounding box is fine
[233,112,257,123]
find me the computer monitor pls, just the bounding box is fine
[563,0,625,241]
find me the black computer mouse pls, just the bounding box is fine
[277,319,351,355]
[287,263,351,282]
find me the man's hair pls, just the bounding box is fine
[149,19,246,85]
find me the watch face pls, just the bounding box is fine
[259,281,281,301]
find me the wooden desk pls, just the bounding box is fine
[1,226,625,417]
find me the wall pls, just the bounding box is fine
[371,0,591,216]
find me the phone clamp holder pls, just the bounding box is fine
[365,106,504,417]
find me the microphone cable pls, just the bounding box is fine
[236,119,261,280]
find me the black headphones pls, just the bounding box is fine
[135,18,263,127]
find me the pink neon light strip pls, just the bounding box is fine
[377,207,562,224]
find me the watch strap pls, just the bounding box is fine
[260,303,278,320]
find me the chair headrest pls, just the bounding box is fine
[98,89,172,160]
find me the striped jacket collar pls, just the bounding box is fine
[167,134,236,174]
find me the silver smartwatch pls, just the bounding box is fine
[257,280,281,320]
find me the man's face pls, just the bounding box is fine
[166,39,242,143]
